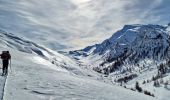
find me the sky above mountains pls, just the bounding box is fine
[0,0,169,51]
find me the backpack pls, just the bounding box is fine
[1,51,11,60]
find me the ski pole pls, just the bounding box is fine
[10,59,12,73]
[0,61,2,69]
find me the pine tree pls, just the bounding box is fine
[135,81,142,92]
[142,80,146,84]
[153,80,160,87]
[152,76,156,81]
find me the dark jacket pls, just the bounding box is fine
[0,52,11,60]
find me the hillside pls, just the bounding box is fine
[70,24,170,100]
[0,29,157,100]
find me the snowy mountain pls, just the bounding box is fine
[1,1,170,99]
[0,29,81,74]
[71,24,170,71]
[70,24,170,99]
[0,29,158,100]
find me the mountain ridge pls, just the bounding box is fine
[70,24,170,75]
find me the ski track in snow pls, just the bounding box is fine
[0,74,7,100]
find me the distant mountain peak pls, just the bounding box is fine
[71,24,167,55]
[70,24,170,74]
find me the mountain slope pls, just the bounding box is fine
[71,24,170,71]
[3,51,156,100]
[70,24,170,99]
[0,30,157,100]
[0,29,88,75]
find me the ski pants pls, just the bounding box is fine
[2,60,9,75]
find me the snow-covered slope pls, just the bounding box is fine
[0,30,157,100]
[0,29,88,75]
[3,51,156,100]
[70,24,170,99]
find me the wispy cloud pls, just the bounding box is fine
[0,0,169,51]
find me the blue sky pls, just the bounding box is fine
[0,0,170,51]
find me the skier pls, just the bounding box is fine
[0,51,11,76]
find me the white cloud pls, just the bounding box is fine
[72,0,91,5]
[0,0,169,51]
